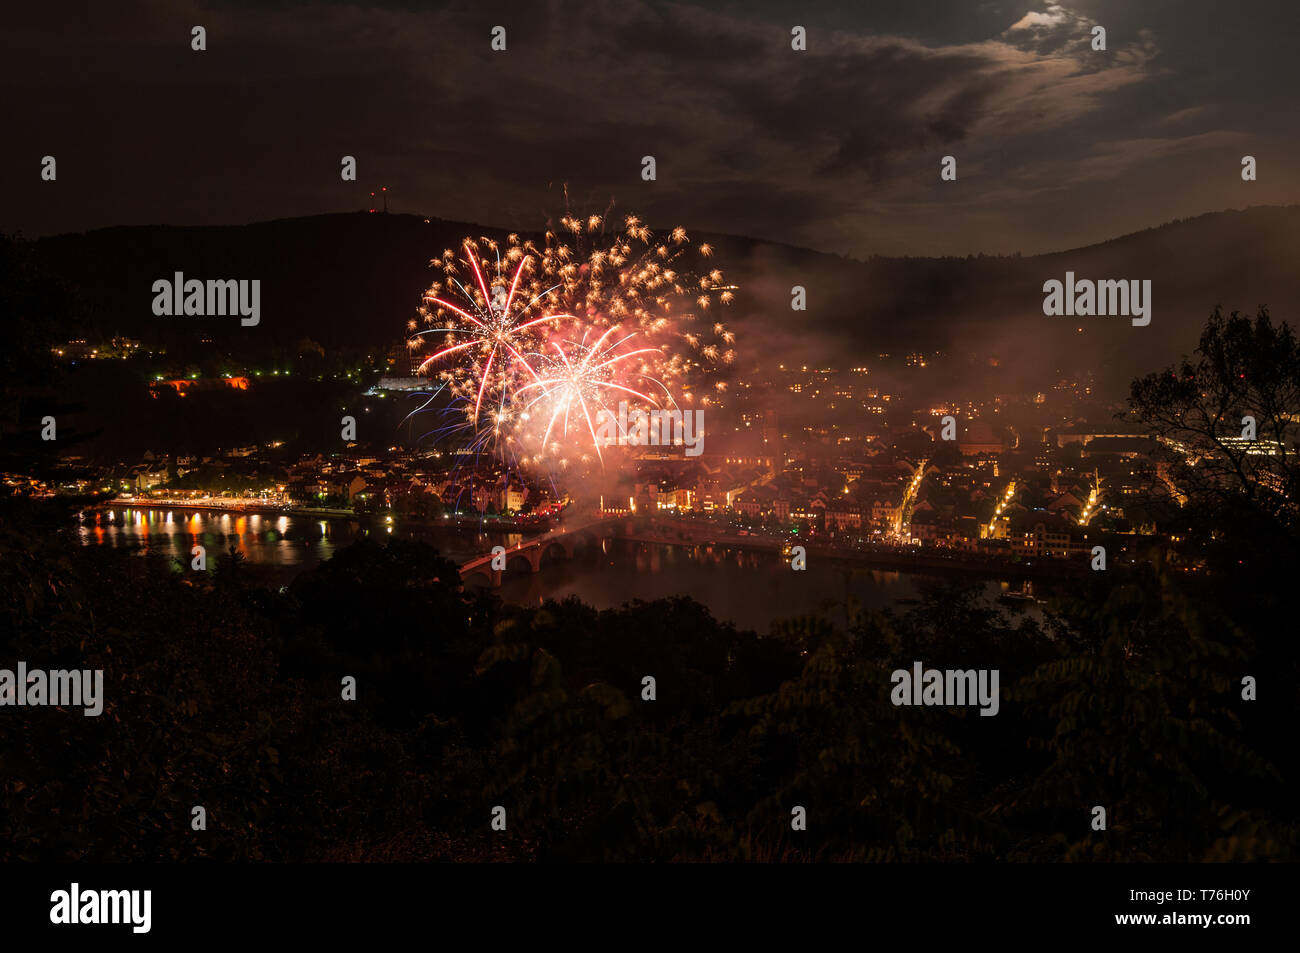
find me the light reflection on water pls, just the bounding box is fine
[76,507,516,577]
[78,509,1037,632]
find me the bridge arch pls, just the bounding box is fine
[569,531,600,554]
[462,563,500,587]
[457,515,624,587]
[506,551,539,574]
[538,539,572,566]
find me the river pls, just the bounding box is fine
[75,507,1040,633]
[491,537,1028,632]
[74,505,518,574]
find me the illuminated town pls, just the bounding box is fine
[6,333,1221,589]
[4,1,1297,898]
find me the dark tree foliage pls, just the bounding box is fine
[1126,306,1300,822]
[1,494,1292,862]
[0,308,1294,862]
[0,236,67,404]
[1128,307,1300,557]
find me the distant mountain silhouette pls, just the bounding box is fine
[28,205,1300,397]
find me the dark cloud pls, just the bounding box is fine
[2,0,1298,255]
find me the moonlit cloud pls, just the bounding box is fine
[1,0,1297,256]
[1008,4,1074,32]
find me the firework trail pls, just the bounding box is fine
[515,326,665,466]
[406,212,736,466]
[408,240,572,431]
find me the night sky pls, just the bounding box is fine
[4,0,1298,256]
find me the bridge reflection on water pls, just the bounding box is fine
[460,516,1064,632]
[460,515,1085,588]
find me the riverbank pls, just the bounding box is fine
[619,516,1094,582]
[93,498,554,534]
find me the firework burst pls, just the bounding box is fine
[408,240,572,428]
[515,326,665,466]
[406,212,736,466]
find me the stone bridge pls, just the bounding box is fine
[459,516,625,587]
